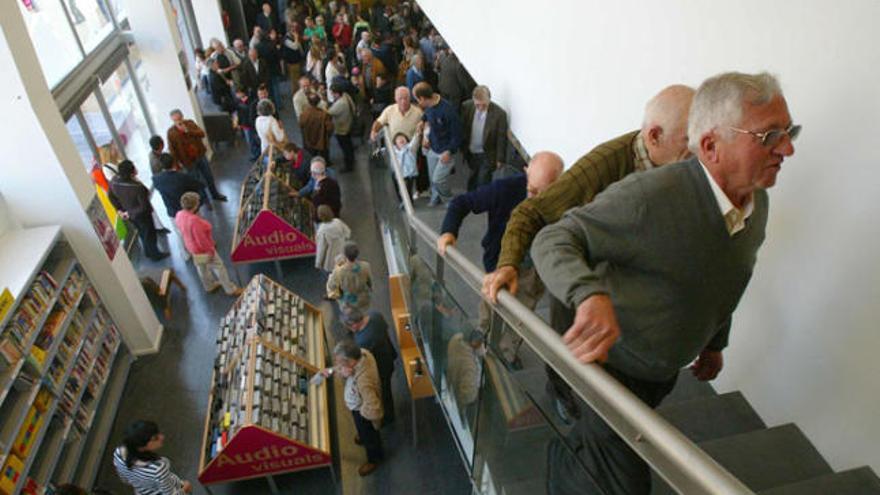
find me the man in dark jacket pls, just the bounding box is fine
[461,85,509,191]
[343,308,398,425]
[238,48,271,95]
[152,153,207,218]
[256,29,284,110]
[436,51,475,113]
[108,160,169,261]
[234,86,261,161]
[299,157,341,218]
[438,151,562,358]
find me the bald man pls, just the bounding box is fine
[438,152,564,358]
[370,86,424,141]
[482,84,695,420]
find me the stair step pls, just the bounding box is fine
[698,424,832,491]
[657,391,766,442]
[759,467,880,495]
[660,369,716,406]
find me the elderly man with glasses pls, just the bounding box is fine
[532,72,798,495]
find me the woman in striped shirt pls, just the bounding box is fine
[112,420,192,494]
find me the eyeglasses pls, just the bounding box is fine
[728,123,801,147]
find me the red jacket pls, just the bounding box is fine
[332,23,353,49]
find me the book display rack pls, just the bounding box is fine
[231,147,317,264]
[198,274,331,487]
[0,226,132,495]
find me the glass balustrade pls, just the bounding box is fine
[368,136,604,494]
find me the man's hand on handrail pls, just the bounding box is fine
[565,294,620,364]
[482,265,519,303]
[437,233,456,255]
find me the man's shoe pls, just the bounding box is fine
[357,462,378,477]
[428,198,442,207]
[213,194,228,202]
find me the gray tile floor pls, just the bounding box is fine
[92,88,471,495]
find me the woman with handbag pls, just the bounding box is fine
[174,192,242,296]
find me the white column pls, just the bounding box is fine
[191,0,228,47]
[0,4,163,355]
[122,0,205,138]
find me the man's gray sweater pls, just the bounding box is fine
[531,158,768,382]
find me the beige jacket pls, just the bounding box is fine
[351,349,384,422]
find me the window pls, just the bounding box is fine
[104,0,126,23]
[65,115,98,171]
[16,0,84,87]
[66,0,115,52]
[76,92,122,167]
[100,62,154,185]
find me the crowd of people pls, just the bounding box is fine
[107,0,801,494]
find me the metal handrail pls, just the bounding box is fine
[380,128,753,494]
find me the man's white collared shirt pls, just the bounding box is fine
[699,161,754,236]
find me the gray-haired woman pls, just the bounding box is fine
[255,99,287,156]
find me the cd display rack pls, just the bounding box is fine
[231,147,317,264]
[198,274,330,486]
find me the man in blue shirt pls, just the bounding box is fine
[152,153,207,218]
[437,151,563,359]
[414,81,463,206]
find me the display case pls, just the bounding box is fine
[198,275,330,486]
[0,226,132,495]
[231,147,317,264]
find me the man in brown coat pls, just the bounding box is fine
[298,93,334,162]
[166,109,227,202]
[331,339,384,476]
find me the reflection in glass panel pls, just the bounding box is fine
[100,60,153,186]
[16,0,84,88]
[77,91,121,168]
[65,115,97,170]
[66,0,114,52]
[408,253,481,466]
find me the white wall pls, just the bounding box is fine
[0,193,20,237]
[419,0,880,474]
[0,3,163,355]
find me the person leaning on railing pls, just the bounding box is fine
[531,72,799,495]
[482,84,696,423]
[437,152,563,365]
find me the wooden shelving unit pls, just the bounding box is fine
[230,147,317,264]
[0,226,132,495]
[198,274,330,487]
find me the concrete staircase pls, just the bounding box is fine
[651,373,880,494]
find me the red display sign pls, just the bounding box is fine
[231,210,316,263]
[199,425,331,484]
